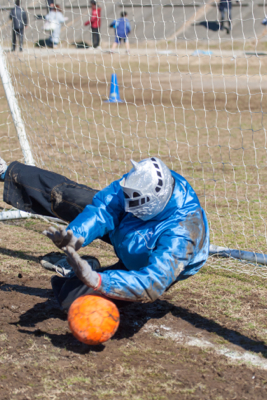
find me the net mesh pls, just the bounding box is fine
[1,0,267,275]
[0,93,21,214]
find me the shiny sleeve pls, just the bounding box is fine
[67,179,125,247]
[98,231,194,302]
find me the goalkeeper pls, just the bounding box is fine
[0,156,209,311]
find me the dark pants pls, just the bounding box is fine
[3,162,128,310]
[51,260,128,311]
[12,28,24,51]
[45,38,54,48]
[4,161,98,222]
[220,6,232,31]
[91,27,100,48]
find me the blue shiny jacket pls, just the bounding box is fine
[68,171,209,302]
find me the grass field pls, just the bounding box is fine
[0,49,267,399]
[3,51,267,252]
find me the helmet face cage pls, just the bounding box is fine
[120,180,151,210]
[120,157,173,221]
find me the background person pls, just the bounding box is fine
[110,11,131,53]
[219,0,239,34]
[219,0,232,34]
[46,0,55,13]
[45,4,66,48]
[35,1,54,22]
[9,0,28,52]
[84,0,101,49]
[262,14,267,25]
[0,156,209,312]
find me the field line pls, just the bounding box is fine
[144,323,267,370]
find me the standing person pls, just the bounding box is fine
[0,156,209,311]
[9,0,28,52]
[46,0,54,13]
[84,0,101,49]
[45,4,66,48]
[110,11,131,53]
[36,1,53,22]
[219,0,239,34]
[219,0,232,34]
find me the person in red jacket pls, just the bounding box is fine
[84,0,101,48]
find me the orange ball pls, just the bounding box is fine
[68,295,120,345]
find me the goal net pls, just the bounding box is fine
[1,0,267,276]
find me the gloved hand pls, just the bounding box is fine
[43,226,84,251]
[64,246,101,289]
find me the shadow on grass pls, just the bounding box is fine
[194,20,220,32]
[0,246,40,264]
[6,285,267,357]
[18,328,105,354]
[116,300,267,357]
[13,298,106,354]
[0,283,52,298]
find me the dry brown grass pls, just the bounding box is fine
[1,51,267,396]
[0,217,266,400]
[1,52,267,252]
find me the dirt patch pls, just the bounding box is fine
[1,51,267,398]
[0,271,266,399]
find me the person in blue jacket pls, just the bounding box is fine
[0,156,209,311]
[110,12,131,52]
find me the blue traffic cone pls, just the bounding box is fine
[105,73,124,103]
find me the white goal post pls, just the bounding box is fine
[1,0,267,275]
[0,45,34,166]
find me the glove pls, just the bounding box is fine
[43,226,84,251]
[64,246,101,289]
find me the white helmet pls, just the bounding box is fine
[120,157,174,221]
